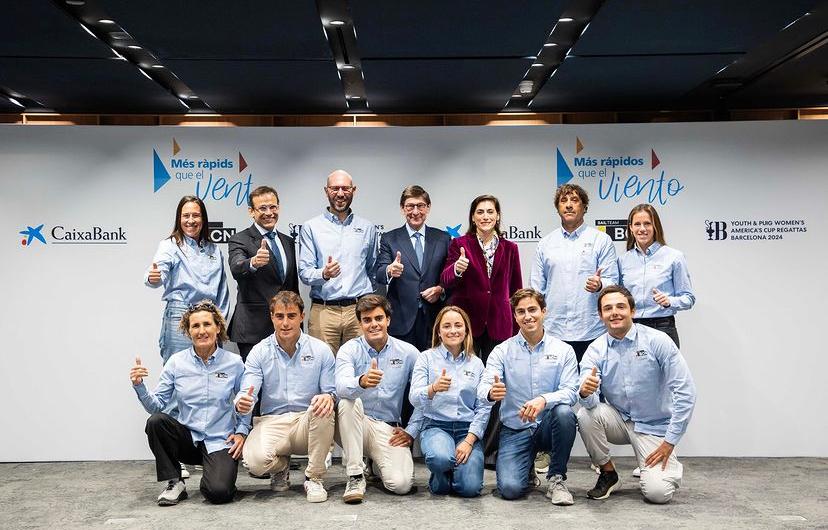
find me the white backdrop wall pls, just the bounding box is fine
[1,121,825,461]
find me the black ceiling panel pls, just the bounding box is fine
[0,96,17,112]
[0,1,113,57]
[362,58,533,113]
[99,0,332,60]
[353,0,568,58]
[574,0,817,55]
[164,59,346,114]
[532,54,742,111]
[0,58,184,113]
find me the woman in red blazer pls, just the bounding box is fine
[440,194,523,360]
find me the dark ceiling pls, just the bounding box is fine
[1,0,826,115]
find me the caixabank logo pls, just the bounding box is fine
[19,223,127,247]
[153,138,254,206]
[556,137,686,205]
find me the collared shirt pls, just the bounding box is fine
[530,224,618,341]
[298,209,377,300]
[477,331,578,431]
[335,335,423,438]
[133,347,248,453]
[144,236,230,318]
[409,345,492,439]
[578,324,696,445]
[238,332,335,416]
[249,223,288,274]
[618,242,695,318]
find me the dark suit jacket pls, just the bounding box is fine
[375,225,450,343]
[228,224,299,344]
[440,234,522,342]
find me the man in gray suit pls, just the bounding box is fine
[375,185,450,351]
[228,186,299,361]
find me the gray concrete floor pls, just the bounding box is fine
[0,458,825,529]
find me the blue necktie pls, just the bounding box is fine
[413,232,424,268]
[265,232,285,282]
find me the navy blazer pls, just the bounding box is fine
[440,234,522,342]
[374,225,450,340]
[227,224,299,344]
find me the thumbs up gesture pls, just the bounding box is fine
[387,251,404,278]
[147,262,161,285]
[585,267,603,293]
[579,366,601,398]
[488,373,506,401]
[359,358,384,389]
[252,239,270,269]
[130,355,149,385]
[431,368,452,394]
[235,385,255,414]
[652,288,671,307]
[322,255,341,280]
[454,246,470,276]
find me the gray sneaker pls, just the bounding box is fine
[545,475,574,506]
[342,475,367,504]
[157,480,187,506]
[270,468,291,492]
[534,452,550,474]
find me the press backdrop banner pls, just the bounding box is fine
[1,120,825,460]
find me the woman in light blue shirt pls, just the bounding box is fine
[410,306,492,497]
[145,196,230,363]
[618,204,695,347]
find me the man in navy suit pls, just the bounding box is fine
[228,186,299,361]
[375,185,450,352]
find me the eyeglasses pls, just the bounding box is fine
[326,186,355,193]
[403,202,429,212]
[255,205,279,213]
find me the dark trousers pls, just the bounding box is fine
[145,413,239,504]
[475,328,502,463]
[634,317,680,348]
[564,340,594,366]
[392,306,433,352]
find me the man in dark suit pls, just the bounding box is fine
[375,185,450,352]
[228,185,299,361]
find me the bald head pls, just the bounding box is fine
[326,169,353,188]
[325,169,356,218]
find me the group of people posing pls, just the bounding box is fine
[132,170,697,508]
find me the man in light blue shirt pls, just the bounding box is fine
[530,184,618,362]
[477,289,579,504]
[578,285,696,504]
[335,295,422,503]
[298,170,378,353]
[234,291,336,503]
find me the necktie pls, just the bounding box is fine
[265,231,285,282]
[413,232,424,268]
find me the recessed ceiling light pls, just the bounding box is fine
[330,20,346,26]
[98,19,115,24]
[340,64,356,70]
[110,31,131,40]
[65,0,85,5]
[511,94,522,98]
[559,17,574,22]
[544,42,558,47]
[7,96,24,108]
[347,95,361,100]
[151,64,164,69]
[127,45,141,50]
[531,63,544,67]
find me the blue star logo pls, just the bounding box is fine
[20,224,47,246]
[445,224,462,238]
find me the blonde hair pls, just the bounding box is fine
[431,306,475,356]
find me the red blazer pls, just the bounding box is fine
[440,234,523,342]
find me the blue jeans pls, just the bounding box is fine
[159,301,191,364]
[496,404,577,500]
[420,420,484,497]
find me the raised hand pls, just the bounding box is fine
[488,374,506,401]
[323,255,341,280]
[432,368,452,394]
[130,355,149,385]
[387,251,404,278]
[652,288,671,307]
[455,247,469,276]
[359,358,383,389]
[579,366,601,398]
[235,385,255,414]
[585,267,603,293]
[252,239,270,268]
[147,262,161,285]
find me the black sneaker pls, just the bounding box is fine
[587,470,620,500]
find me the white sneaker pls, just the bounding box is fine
[545,475,574,506]
[632,466,641,478]
[342,475,366,504]
[270,468,291,492]
[157,480,187,506]
[180,464,190,479]
[304,477,328,503]
[590,463,601,474]
[325,451,332,470]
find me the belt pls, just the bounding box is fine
[633,316,675,326]
[312,297,357,307]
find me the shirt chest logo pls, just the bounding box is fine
[215,372,228,379]
[388,358,404,367]
[634,349,648,359]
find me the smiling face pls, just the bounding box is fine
[180,201,203,239]
[249,192,279,231]
[557,192,586,230]
[514,296,547,342]
[472,200,499,236]
[325,171,355,215]
[599,292,636,339]
[630,210,655,250]
[359,306,390,350]
[438,310,467,354]
[188,310,219,353]
[270,303,303,347]
[401,196,430,231]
